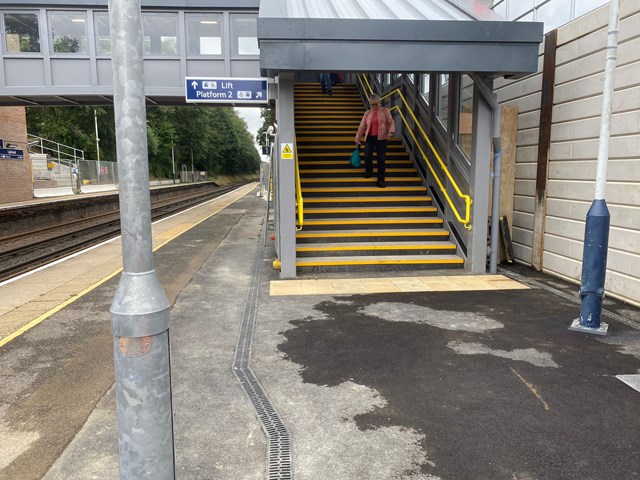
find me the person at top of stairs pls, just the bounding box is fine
[355,94,395,188]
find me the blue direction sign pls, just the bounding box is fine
[0,148,24,159]
[185,77,268,104]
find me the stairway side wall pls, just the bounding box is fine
[494,0,640,307]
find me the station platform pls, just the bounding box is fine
[1,184,640,480]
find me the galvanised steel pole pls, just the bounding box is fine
[108,0,175,477]
[570,0,620,336]
[94,108,101,184]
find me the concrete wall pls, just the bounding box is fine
[0,107,33,203]
[495,0,640,307]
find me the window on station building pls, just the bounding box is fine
[143,13,178,56]
[437,74,449,129]
[420,74,430,105]
[94,12,110,55]
[407,74,415,83]
[3,12,40,53]
[458,75,474,159]
[574,0,608,19]
[186,14,223,55]
[49,12,88,54]
[536,0,571,32]
[492,0,506,17]
[508,0,534,20]
[230,14,258,55]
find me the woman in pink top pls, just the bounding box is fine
[355,94,396,188]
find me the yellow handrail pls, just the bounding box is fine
[294,137,304,231]
[358,74,472,230]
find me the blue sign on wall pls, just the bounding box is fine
[0,148,24,159]
[185,77,268,104]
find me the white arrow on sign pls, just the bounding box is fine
[191,81,198,89]
[256,92,263,99]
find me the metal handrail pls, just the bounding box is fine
[358,74,473,230]
[294,137,304,231]
[27,134,85,161]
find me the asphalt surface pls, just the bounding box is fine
[2,189,640,480]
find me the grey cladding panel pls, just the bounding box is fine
[4,58,45,86]
[259,41,540,75]
[186,59,226,77]
[143,60,183,87]
[51,59,92,86]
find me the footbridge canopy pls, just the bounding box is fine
[258,0,543,77]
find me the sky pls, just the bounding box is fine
[235,107,264,155]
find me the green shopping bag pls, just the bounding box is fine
[350,148,361,168]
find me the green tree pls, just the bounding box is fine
[26,104,260,180]
[256,108,273,147]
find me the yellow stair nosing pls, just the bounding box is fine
[303,206,437,213]
[302,218,443,225]
[300,177,422,184]
[303,196,432,203]
[301,187,427,193]
[297,243,455,252]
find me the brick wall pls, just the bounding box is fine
[0,107,33,203]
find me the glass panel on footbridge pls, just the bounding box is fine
[3,12,40,53]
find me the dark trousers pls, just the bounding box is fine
[320,73,332,95]
[364,135,387,181]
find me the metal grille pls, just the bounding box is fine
[233,221,293,479]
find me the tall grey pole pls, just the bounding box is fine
[94,108,101,184]
[570,0,620,336]
[171,132,176,184]
[108,0,175,478]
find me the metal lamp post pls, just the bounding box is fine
[569,0,620,336]
[170,132,176,184]
[108,0,175,477]
[94,108,101,184]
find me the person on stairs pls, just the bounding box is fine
[320,73,332,96]
[355,94,395,188]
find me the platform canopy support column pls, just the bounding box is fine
[108,0,175,477]
[275,73,297,278]
[466,80,493,273]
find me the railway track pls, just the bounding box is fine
[0,183,247,283]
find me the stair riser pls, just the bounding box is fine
[303,201,432,208]
[296,234,449,243]
[296,263,463,273]
[302,190,427,198]
[296,247,456,258]
[302,183,424,190]
[300,172,418,179]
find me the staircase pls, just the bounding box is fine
[294,82,464,272]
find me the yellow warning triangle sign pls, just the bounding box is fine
[282,144,292,154]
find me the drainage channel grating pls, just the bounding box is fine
[233,221,293,479]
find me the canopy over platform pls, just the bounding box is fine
[258,0,543,77]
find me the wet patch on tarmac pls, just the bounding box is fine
[277,289,640,479]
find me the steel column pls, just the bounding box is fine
[466,83,492,273]
[108,0,175,477]
[275,73,297,278]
